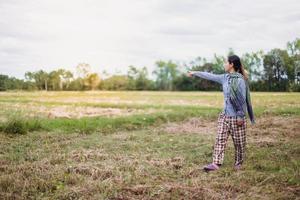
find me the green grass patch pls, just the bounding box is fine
[40,106,220,134]
[0,115,44,135]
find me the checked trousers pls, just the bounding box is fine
[212,111,247,166]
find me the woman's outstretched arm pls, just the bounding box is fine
[188,71,225,84]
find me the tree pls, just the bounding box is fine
[101,75,129,90]
[153,60,179,90]
[0,75,9,91]
[287,38,300,56]
[227,47,235,56]
[25,70,49,90]
[76,63,91,78]
[181,56,224,91]
[51,69,74,90]
[76,63,92,90]
[287,38,300,86]
[60,69,74,90]
[263,49,290,91]
[49,70,61,90]
[127,66,154,90]
[84,73,101,90]
[241,51,264,81]
[212,54,226,74]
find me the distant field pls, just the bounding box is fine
[0,91,299,199]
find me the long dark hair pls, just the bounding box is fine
[228,55,248,80]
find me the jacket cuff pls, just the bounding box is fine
[192,72,198,77]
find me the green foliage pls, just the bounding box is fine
[1,38,300,92]
[100,75,129,90]
[3,117,27,135]
[127,66,155,90]
[0,115,44,135]
[153,60,179,90]
[76,119,97,135]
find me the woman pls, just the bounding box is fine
[187,55,255,172]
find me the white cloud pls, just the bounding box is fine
[0,0,299,78]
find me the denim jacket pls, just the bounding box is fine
[192,71,247,120]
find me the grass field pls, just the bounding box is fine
[0,91,299,199]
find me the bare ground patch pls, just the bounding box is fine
[157,117,218,135]
[45,106,139,118]
[0,102,164,119]
[157,115,300,145]
[247,115,300,145]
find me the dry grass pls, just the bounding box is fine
[0,102,164,120]
[0,91,299,199]
[159,115,300,139]
[158,117,218,135]
[0,115,299,199]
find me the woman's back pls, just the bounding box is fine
[191,71,247,118]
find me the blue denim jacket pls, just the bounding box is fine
[192,71,247,119]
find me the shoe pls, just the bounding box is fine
[203,163,221,172]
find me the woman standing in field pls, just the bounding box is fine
[187,55,255,172]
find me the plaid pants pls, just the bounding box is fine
[212,112,247,165]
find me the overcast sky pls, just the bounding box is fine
[0,0,299,79]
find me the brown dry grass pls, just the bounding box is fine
[159,115,300,141]
[0,102,166,119]
[0,115,299,199]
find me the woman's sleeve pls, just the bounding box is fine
[236,78,247,119]
[192,71,224,84]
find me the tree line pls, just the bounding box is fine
[1,38,300,92]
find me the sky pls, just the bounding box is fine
[0,0,299,79]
